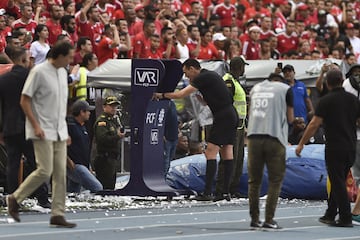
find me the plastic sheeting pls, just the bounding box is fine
[167,144,328,200]
[87,59,344,90]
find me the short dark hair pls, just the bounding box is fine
[9,46,27,62]
[182,58,201,70]
[77,36,91,50]
[56,34,69,41]
[143,18,155,30]
[80,53,95,67]
[345,53,355,59]
[161,27,172,36]
[268,73,284,82]
[326,69,343,87]
[187,24,198,33]
[60,15,75,29]
[50,41,74,59]
[86,6,97,18]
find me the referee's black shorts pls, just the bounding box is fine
[208,105,238,146]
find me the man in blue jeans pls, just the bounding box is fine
[67,100,103,193]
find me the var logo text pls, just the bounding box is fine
[134,68,159,87]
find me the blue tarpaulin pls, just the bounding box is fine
[167,144,328,200]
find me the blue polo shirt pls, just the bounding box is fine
[67,116,90,167]
[292,80,310,123]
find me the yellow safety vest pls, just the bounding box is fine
[75,67,88,101]
[223,73,247,120]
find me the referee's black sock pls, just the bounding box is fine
[204,159,217,195]
[223,160,234,194]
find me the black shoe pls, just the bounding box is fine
[330,220,353,228]
[213,193,231,202]
[39,200,51,209]
[195,193,213,201]
[50,216,77,228]
[262,220,282,230]
[319,215,335,225]
[230,192,246,199]
[250,220,262,230]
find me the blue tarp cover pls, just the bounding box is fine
[167,144,327,200]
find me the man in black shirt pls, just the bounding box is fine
[0,47,50,208]
[67,100,103,193]
[296,69,360,227]
[154,59,238,200]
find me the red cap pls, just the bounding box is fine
[134,4,144,12]
[346,23,354,29]
[297,3,309,11]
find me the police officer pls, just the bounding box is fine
[94,96,125,190]
[215,56,248,201]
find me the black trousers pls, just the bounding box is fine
[4,134,48,202]
[94,152,118,190]
[325,148,354,222]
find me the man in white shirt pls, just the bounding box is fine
[6,42,77,228]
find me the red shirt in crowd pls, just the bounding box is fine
[277,32,299,54]
[198,43,219,60]
[260,30,275,40]
[295,14,317,27]
[5,5,21,19]
[244,7,270,23]
[0,34,5,53]
[147,48,163,59]
[12,19,37,34]
[198,0,211,19]
[113,9,125,20]
[78,20,103,53]
[273,11,287,33]
[158,41,177,59]
[62,30,78,46]
[132,20,162,36]
[73,51,83,66]
[186,38,198,58]
[181,3,192,15]
[239,32,249,45]
[96,3,116,21]
[242,40,260,60]
[46,19,62,46]
[44,0,63,10]
[213,3,236,27]
[0,1,8,9]
[97,36,117,65]
[133,32,151,58]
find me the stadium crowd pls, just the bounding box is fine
[0,0,359,65]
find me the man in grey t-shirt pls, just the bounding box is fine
[247,73,294,230]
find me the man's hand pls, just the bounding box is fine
[117,129,125,138]
[274,67,282,74]
[67,157,76,171]
[110,24,117,31]
[34,126,45,139]
[152,92,162,100]
[295,144,304,157]
[321,63,330,73]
